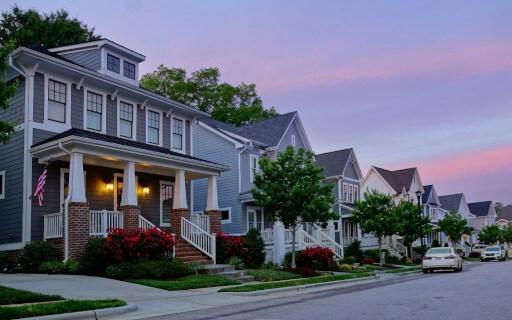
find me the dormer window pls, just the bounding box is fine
[123,61,136,80]
[107,54,120,73]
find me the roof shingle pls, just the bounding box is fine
[468,201,492,217]
[315,148,353,178]
[374,167,417,193]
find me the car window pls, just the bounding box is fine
[485,247,500,252]
[427,248,452,254]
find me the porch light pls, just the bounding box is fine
[105,183,114,191]
[142,187,150,195]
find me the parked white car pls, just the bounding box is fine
[472,244,487,255]
[422,247,463,273]
[481,246,507,262]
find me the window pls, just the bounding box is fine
[147,110,160,145]
[86,91,103,131]
[354,185,359,202]
[220,208,232,224]
[119,101,134,139]
[123,61,136,79]
[47,79,67,123]
[172,118,184,151]
[249,154,259,183]
[107,54,120,73]
[291,134,296,147]
[343,182,358,204]
[247,207,264,231]
[0,170,5,199]
[348,184,353,203]
[343,183,348,202]
[160,181,173,226]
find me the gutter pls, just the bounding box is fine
[58,142,72,261]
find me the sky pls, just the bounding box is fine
[2,0,511,204]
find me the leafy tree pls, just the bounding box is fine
[252,146,336,268]
[351,190,398,265]
[242,228,266,268]
[502,225,512,245]
[0,6,100,143]
[140,66,278,126]
[438,212,473,247]
[394,200,432,257]
[478,225,503,245]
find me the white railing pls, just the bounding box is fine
[360,236,380,248]
[384,237,407,256]
[181,217,216,264]
[90,210,123,237]
[285,230,294,244]
[43,213,63,239]
[261,229,274,244]
[343,237,359,246]
[298,228,321,248]
[317,227,344,260]
[139,215,157,231]
[190,213,210,234]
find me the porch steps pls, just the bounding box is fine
[204,264,255,283]
[175,240,211,264]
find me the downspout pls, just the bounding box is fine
[58,143,72,261]
[238,143,248,193]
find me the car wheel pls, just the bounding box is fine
[459,263,463,272]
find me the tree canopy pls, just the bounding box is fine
[478,225,503,245]
[140,66,278,126]
[438,212,473,247]
[394,200,431,251]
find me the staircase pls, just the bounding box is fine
[175,239,212,264]
[204,264,255,283]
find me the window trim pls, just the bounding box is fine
[159,180,174,227]
[291,134,296,147]
[220,207,232,224]
[146,107,163,146]
[101,49,139,85]
[249,154,259,183]
[123,60,136,80]
[246,206,264,232]
[0,170,5,200]
[43,74,72,129]
[171,115,187,154]
[116,98,138,141]
[83,88,107,134]
[106,53,121,73]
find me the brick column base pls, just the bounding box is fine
[119,205,141,229]
[68,202,90,260]
[205,210,222,234]
[171,209,190,238]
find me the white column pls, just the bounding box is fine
[327,220,336,240]
[70,153,86,202]
[273,220,286,264]
[121,161,137,206]
[173,169,188,209]
[206,175,219,211]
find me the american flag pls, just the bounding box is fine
[33,162,50,206]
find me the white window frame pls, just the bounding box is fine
[117,98,138,141]
[146,107,163,146]
[0,170,5,200]
[249,154,259,183]
[100,49,139,86]
[171,115,186,154]
[291,134,296,147]
[159,180,174,227]
[83,87,107,134]
[43,74,72,130]
[247,206,264,232]
[220,207,232,224]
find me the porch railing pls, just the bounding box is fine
[261,229,274,245]
[43,212,63,240]
[190,213,210,234]
[90,210,123,237]
[317,227,344,260]
[181,217,216,264]
[383,236,407,256]
[139,215,157,231]
[343,237,359,246]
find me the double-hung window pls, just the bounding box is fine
[107,54,120,73]
[86,91,103,132]
[123,61,136,79]
[119,101,134,139]
[147,110,160,145]
[172,118,184,151]
[249,154,259,183]
[47,79,67,123]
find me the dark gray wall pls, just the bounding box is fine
[136,105,145,142]
[61,49,102,70]
[106,96,117,136]
[0,77,25,125]
[33,73,44,123]
[71,85,83,129]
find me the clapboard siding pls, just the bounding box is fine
[33,73,45,123]
[0,77,25,126]
[106,96,117,136]
[61,49,101,70]
[71,85,84,129]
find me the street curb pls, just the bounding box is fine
[223,275,375,296]
[22,303,137,320]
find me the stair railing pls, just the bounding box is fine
[181,217,216,264]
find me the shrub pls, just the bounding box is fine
[400,257,413,265]
[227,256,244,269]
[300,246,335,270]
[106,259,192,280]
[19,241,59,272]
[344,240,363,261]
[0,252,9,272]
[80,238,107,275]
[363,249,389,262]
[386,255,401,264]
[431,239,441,248]
[342,256,356,265]
[339,264,353,272]
[469,251,481,258]
[283,250,306,268]
[286,266,319,277]
[242,228,266,268]
[361,257,375,265]
[413,246,428,256]
[39,260,80,274]
[216,233,244,264]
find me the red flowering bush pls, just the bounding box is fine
[299,246,335,270]
[361,257,376,265]
[216,233,245,263]
[102,228,175,264]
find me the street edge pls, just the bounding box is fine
[22,303,138,320]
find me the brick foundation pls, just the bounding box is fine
[119,205,141,229]
[68,202,90,260]
[171,209,190,238]
[205,210,222,234]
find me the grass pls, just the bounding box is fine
[247,269,300,282]
[384,266,422,274]
[0,285,64,305]
[0,299,126,319]
[129,274,240,291]
[219,272,372,292]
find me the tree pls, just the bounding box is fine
[252,146,336,268]
[502,225,512,245]
[438,212,473,247]
[478,225,503,245]
[140,66,278,126]
[0,6,100,143]
[351,190,398,265]
[394,200,432,257]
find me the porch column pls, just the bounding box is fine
[120,161,140,229]
[205,175,221,234]
[273,220,286,265]
[70,153,86,202]
[68,152,89,260]
[171,169,189,237]
[327,220,336,240]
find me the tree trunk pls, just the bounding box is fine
[378,236,383,266]
[291,226,297,269]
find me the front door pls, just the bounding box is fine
[247,207,264,232]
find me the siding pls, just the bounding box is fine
[61,49,101,70]
[106,96,117,136]
[240,147,260,194]
[0,77,25,126]
[33,73,44,123]
[136,105,145,143]
[162,114,170,149]
[276,119,306,152]
[71,85,84,129]
[344,161,359,180]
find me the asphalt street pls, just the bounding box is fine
[153,261,512,320]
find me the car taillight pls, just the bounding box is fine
[423,256,432,260]
[445,255,456,259]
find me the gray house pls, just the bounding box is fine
[420,184,447,246]
[191,112,312,234]
[0,39,228,263]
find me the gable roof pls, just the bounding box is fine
[439,193,463,212]
[498,205,512,221]
[468,201,493,217]
[315,148,353,178]
[374,167,417,193]
[422,185,433,203]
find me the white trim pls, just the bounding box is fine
[171,115,187,154]
[117,98,138,141]
[113,173,139,211]
[43,73,72,130]
[246,206,264,232]
[146,107,163,146]
[83,87,107,134]
[60,168,87,209]
[197,121,243,148]
[159,180,174,227]
[249,154,259,183]
[49,39,145,61]
[275,113,313,151]
[99,49,139,86]
[291,134,296,147]
[0,170,5,199]
[0,242,24,251]
[220,207,232,224]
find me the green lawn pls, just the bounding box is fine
[247,269,300,282]
[0,285,64,305]
[0,299,126,319]
[129,274,240,291]
[384,266,422,274]
[219,272,372,292]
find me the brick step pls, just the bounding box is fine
[179,256,210,263]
